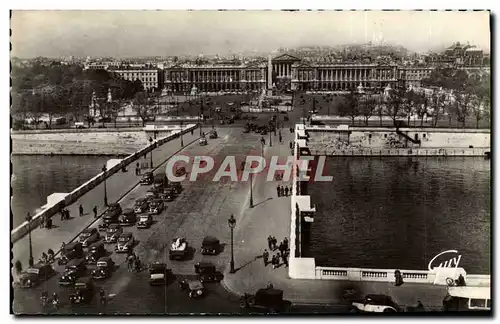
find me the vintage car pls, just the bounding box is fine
[79,228,100,248]
[104,224,123,244]
[119,209,137,226]
[148,262,173,286]
[153,173,168,189]
[240,287,292,314]
[209,131,218,139]
[443,287,491,312]
[140,172,154,185]
[91,257,115,280]
[146,187,161,199]
[351,294,402,313]
[115,232,135,253]
[149,199,164,215]
[163,190,176,202]
[19,263,55,288]
[133,198,149,214]
[69,277,94,305]
[175,167,186,177]
[58,242,84,265]
[169,182,182,195]
[199,137,207,146]
[102,203,122,225]
[194,262,224,283]
[84,241,107,264]
[169,237,188,261]
[58,258,87,286]
[201,236,221,255]
[179,279,205,299]
[137,214,153,229]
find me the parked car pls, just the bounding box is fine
[19,263,55,288]
[240,287,292,314]
[102,203,122,225]
[140,172,154,185]
[149,262,173,286]
[163,191,176,202]
[179,279,205,299]
[79,228,100,248]
[91,257,115,280]
[58,259,87,286]
[58,242,84,265]
[149,199,164,214]
[153,172,168,189]
[169,237,188,261]
[199,137,207,146]
[104,224,123,244]
[169,182,182,195]
[201,236,221,255]
[115,232,135,253]
[84,242,107,264]
[351,294,401,313]
[443,287,491,312]
[119,209,137,226]
[69,277,94,305]
[194,262,224,283]
[137,214,153,229]
[133,198,149,214]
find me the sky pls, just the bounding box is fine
[10,10,491,58]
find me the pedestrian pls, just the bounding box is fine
[279,134,282,143]
[60,209,64,221]
[275,254,281,268]
[191,129,194,135]
[279,242,285,258]
[267,236,273,250]
[40,215,45,228]
[276,185,281,197]
[271,255,277,269]
[283,237,289,251]
[289,185,293,196]
[284,186,289,197]
[283,251,289,268]
[280,186,285,197]
[272,236,278,250]
[127,255,134,272]
[263,249,269,267]
[64,209,70,220]
[93,206,98,218]
[79,204,84,217]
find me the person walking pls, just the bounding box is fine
[279,186,284,197]
[271,255,277,269]
[276,185,281,197]
[275,254,281,268]
[263,249,269,267]
[283,251,289,268]
[60,209,64,221]
[289,141,292,149]
[279,242,285,258]
[283,237,289,251]
[279,133,282,143]
[272,236,277,250]
[267,236,273,250]
[79,204,84,217]
[93,206,98,218]
[284,186,289,197]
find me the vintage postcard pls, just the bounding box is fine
[10,10,491,315]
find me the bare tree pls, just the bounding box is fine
[413,92,428,127]
[386,88,406,127]
[133,91,151,127]
[360,94,378,125]
[339,90,360,126]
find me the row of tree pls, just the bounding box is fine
[11,63,144,128]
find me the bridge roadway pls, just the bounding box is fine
[13,126,343,314]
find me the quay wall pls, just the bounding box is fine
[10,124,198,244]
[289,124,491,285]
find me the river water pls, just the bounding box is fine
[305,157,491,275]
[10,155,118,228]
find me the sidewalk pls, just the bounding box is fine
[222,129,448,308]
[11,131,199,273]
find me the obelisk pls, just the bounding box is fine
[267,55,273,96]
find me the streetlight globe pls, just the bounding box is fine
[228,214,236,229]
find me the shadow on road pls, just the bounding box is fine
[253,197,273,208]
[234,255,262,273]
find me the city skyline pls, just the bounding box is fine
[11,10,490,58]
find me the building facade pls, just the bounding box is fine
[399,67,434,88]
[109,67,164,91]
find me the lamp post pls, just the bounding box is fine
[269,127,272,147]
[149,137,153,169]
[249,171,254,209]
[261,141,264,156]
[25,212,34,267]
[199,101,203,136]
[228,214,236,273]
[180,121,184,147]
[102,164,108,207]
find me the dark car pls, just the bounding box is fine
[149,262,173,286]
[115,232,135,253]
[91,257,115,280]
[59,259,87,286]
[19,263,55,288]
[201,236,221,255]
[137,214,153,229]
[69,277,94,305]
[149,199,165,215]
[79,228,100,248]
[194,262,224,283]
[153,173,168,189]
[133,198,149,214]
[240,287,292,314]
[169,182,182,194]
[140,172,154,185]
[85,241,107,264]
[102,203,122,225]
[119,208,137,226]
[58,242,84,265]
[163,190,176,202]
[104,224,123,244]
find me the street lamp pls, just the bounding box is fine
[269,127,272,147]
[149,137,154,169]
[249,171,254,209]
[180,121,184,147]
[228,214,236,274]
[102,164,108,207]
[261,141,264,156]
[199,101,203,136]
[25,212,34,267]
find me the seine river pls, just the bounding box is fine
[10,155,118,228]
[305,157,491,275]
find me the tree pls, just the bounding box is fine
[386,87,406,127]
[133,91,152,126]
[339,90,360,126]
[359,94,378,125]
[25,93,43,129]
[411,91,428,127]
[375,97,386,126]
[38,85,66,128]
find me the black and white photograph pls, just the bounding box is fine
[9,9,491,315]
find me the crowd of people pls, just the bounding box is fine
[263,236,290,269]
[276,185,292,197]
